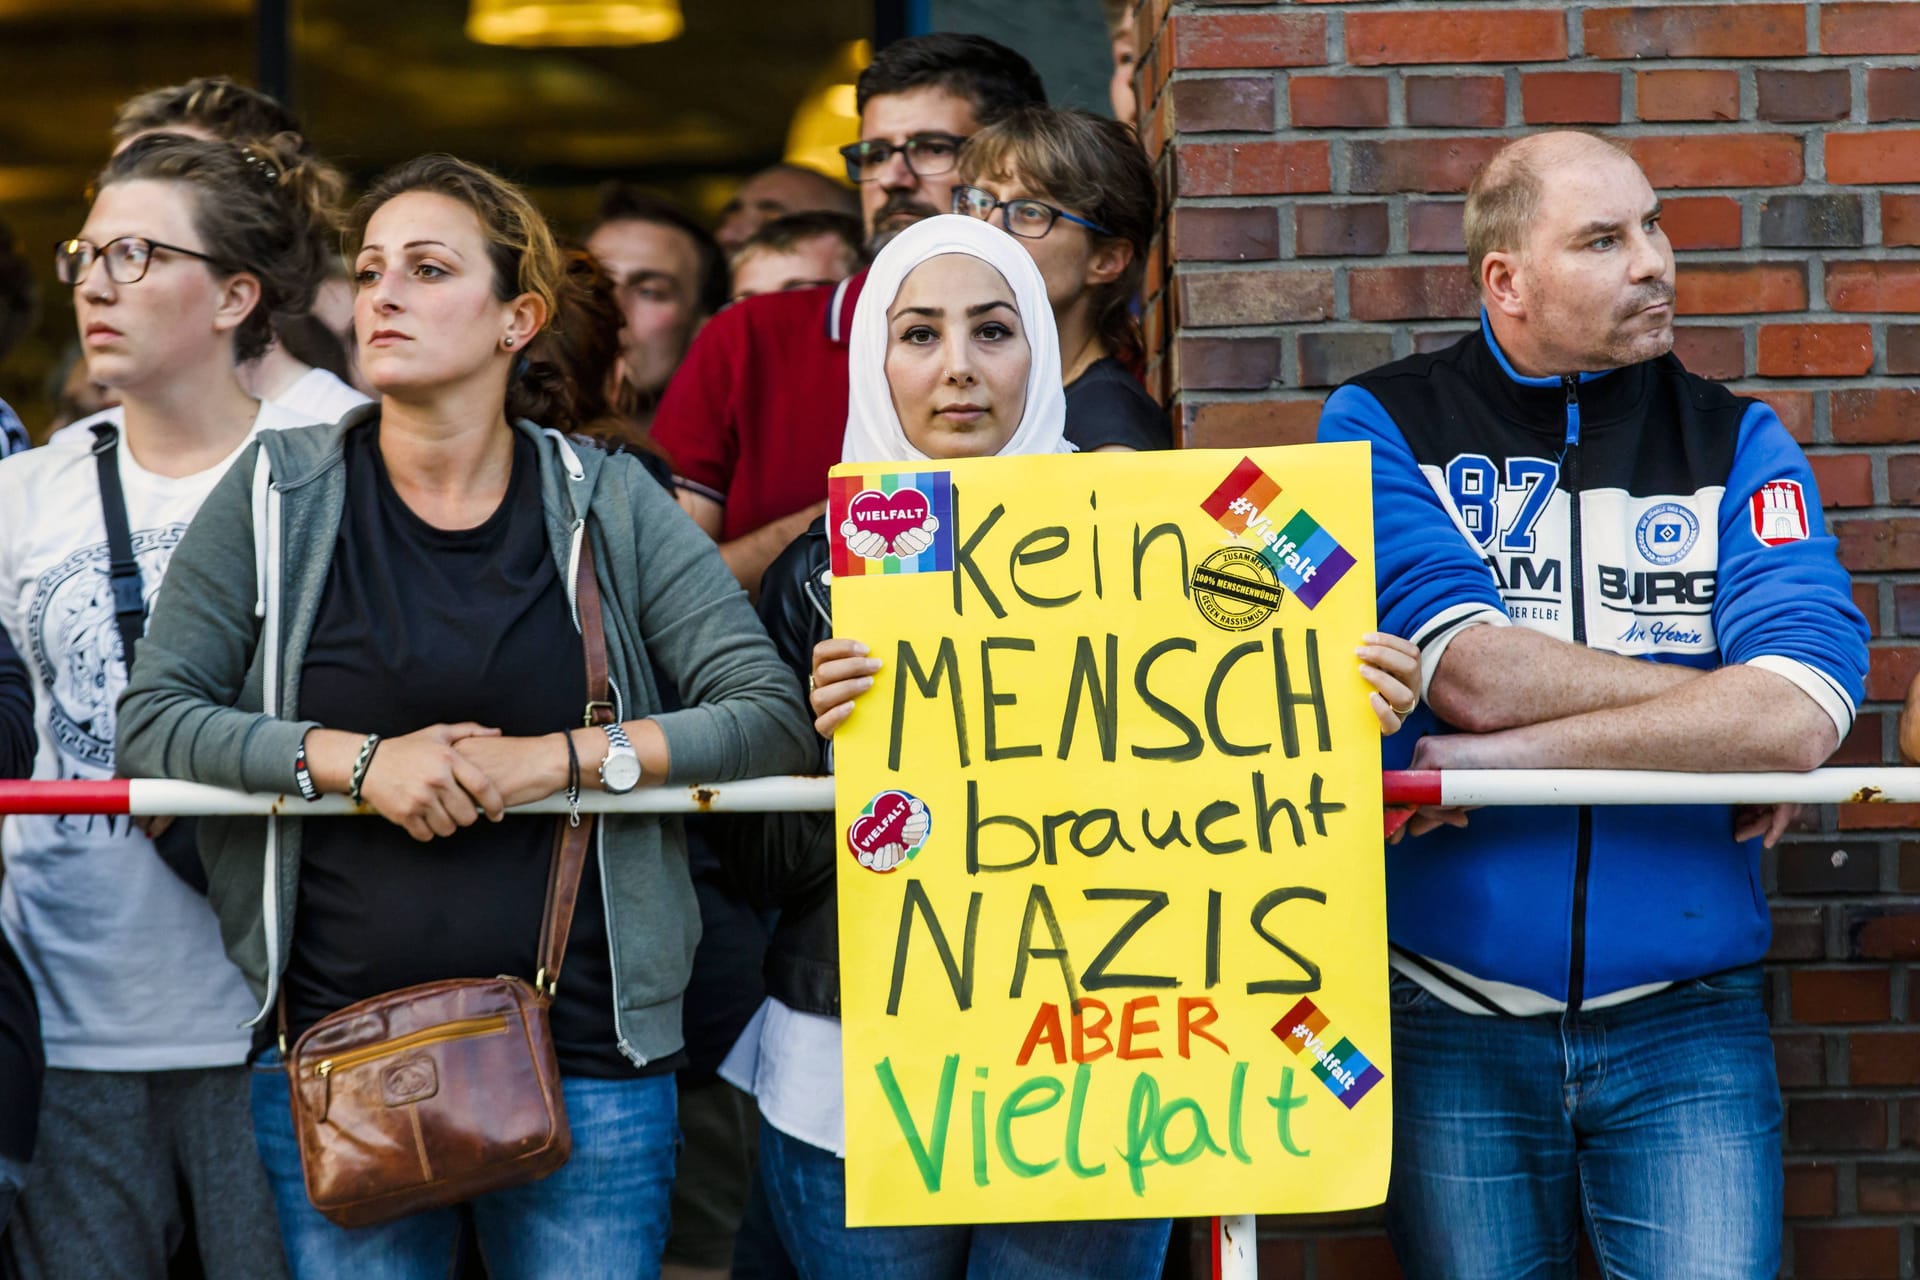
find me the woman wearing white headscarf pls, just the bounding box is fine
[836,213,1075,468]
[719,216,1173,1278]
[724,217,1420,1276]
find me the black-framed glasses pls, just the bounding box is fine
[952,186,1115,240]
[53,236,222,286]
[838,133,968,184]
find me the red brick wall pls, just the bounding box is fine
[1130,4,1920,1277]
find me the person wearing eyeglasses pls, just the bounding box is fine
[0,133,338,1280]
[952,106,1169,454]
[109,76,367,428]
[650,33,1047,598]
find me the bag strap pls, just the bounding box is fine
[89,424,147,675]
[577,529,616,733]
[534,531,612,999]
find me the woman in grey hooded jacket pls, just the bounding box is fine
[116,154,813,1279]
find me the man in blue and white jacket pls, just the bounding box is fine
[1320,131,1867,1279]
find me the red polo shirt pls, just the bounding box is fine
[652,272,867,543]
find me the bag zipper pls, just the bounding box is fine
[311,1013,510,1078]
[1561,374,1594,1014]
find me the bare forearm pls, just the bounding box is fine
[306,720,671,801]
[1901,672,1920,764]
[719,502,827,599]
[1433,664,1838,773]
[305,728,386,794]
[571,719,670,791]
[1428,624,1703,732]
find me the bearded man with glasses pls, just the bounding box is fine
[650,33,1046,599]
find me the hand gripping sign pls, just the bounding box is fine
[827,444,1389,1227]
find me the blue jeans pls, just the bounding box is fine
[1385,965,1782,1280]
[756,1120,1170,1280]
[252,1050,677,1280]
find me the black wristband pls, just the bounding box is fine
[293,741,319,802]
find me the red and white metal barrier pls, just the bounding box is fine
[1381,766,1920,808]
[1214,1213,1257,1280]
[4,764,1912,1280]
[4,767,1916,819]
[0,774,836,817]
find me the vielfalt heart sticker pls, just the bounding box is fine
[847,487,931,555]
[846,790,931,873]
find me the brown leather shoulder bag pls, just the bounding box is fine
[285,533,618,1229]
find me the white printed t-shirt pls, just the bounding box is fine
[0,401,313,1070]
[271,367,370,426]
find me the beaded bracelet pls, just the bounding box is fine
[347,733,383,805]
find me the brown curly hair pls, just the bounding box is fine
[526,251,674,462]
[347,154,568,425]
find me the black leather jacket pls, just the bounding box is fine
[717,517,840,1016]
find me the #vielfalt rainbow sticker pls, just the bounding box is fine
[830,471,955,577]
[1200,456,1355,610]
[1272,996,1384,1109]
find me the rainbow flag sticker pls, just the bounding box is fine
[829,471,955,577]
[1200,456,1284,533]
[1273,997,1383,1109]
[1200,456,1355,610]
[1267,510,1357,609]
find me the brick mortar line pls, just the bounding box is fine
[1176,58,1913,76]
[1173,122,1920,140]
[1171,1,1841,13]
[1168,257,1920,268]
[1167,188,1920,203]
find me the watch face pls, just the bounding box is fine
[602,750,643,793]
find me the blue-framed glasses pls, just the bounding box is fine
[952,186,1114,239]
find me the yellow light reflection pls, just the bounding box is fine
[785,39,869,179]
[467,0,683,47]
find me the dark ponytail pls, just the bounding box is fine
[508,353,572,431]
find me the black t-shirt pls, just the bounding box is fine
[287,423,670,1078]
[1064,356,1172,452]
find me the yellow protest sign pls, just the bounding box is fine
[827,443,1387,1226]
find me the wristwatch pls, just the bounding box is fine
[599,723,643,794]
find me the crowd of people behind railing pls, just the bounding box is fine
[0,11,1884,1280]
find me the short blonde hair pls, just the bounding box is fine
[1463,132,1632,279]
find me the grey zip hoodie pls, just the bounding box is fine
[117,408,815,1065]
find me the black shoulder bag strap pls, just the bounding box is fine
[89,423,207,894]
[89,425,148,673]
